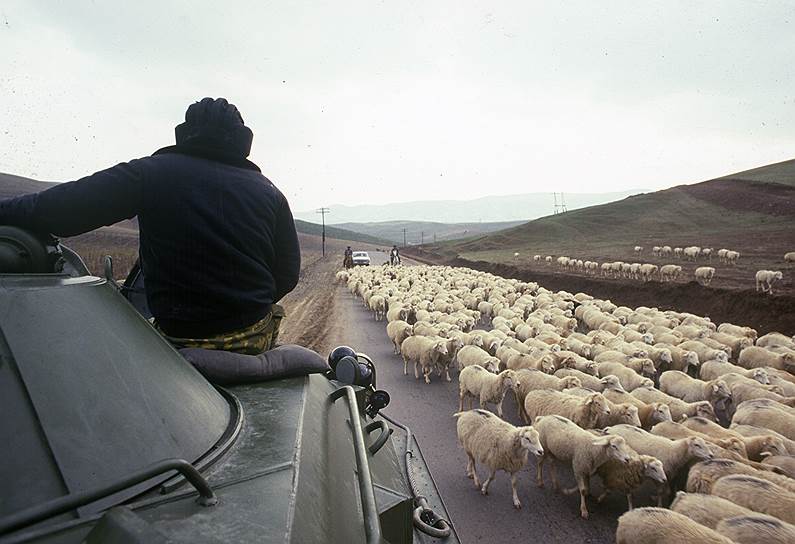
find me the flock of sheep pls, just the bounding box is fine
[336,263,795,543]
[530,246,792,293]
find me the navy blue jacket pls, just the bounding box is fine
[0,149,301,337]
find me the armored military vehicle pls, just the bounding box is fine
[0,226,458,543]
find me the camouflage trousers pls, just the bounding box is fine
[159,305,285,355]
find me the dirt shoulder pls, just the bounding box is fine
[405,249,795,336]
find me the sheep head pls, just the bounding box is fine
[553,376,578,391]
[711,380,731,401]
[599,375,625,391]
[639,359,657,378]
[586,393,610,416]
[499,370,518,392]
[650,403,672,424]
[516,427,544,457]
[751,368,770,384]
[641,456,667,483]
[483,358,500,373]
[694,401,716,421]
[593,435,632,464]
[616,404,641,427]
[760,436,788,458]
[687,437,714,461]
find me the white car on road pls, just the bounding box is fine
[352,251,371,266]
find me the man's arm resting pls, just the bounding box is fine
[0,161,143,236]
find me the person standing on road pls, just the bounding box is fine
[390,244,401,265]
[344,246,353,268]
[0,97,300,355]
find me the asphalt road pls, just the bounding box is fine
[339,253,621,543]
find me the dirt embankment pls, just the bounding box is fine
[405,249,795,336]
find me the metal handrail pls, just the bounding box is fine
[329,386,383,544]
[0,458,217,536]
[364,420,391,455]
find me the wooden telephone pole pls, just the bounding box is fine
[316,207,330,256]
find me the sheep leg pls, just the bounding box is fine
[626,493,634,510]
[510,472,522,509]
[403,356,409,376]
[595,490,608,503]
[535,456,545,488]
[423,366,432,384]
[458,393,465,412]
[466,454,479,487]
[444,366,451,382]
[414,360,419,379]
[480,468,496,495]
[577,475,591,519]
[549,461,559,491]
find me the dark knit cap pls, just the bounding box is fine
[175,97,254,158]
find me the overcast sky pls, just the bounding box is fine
[1,1,794,214]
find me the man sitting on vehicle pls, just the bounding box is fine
[0,97,300,355]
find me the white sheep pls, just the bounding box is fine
[605,390,674,430]
[659,264,682,282]
[631,386,717,422]
[605,424,713,504]
[694,266,716,286]
[454,409,543,509]
[456,345,500,372]
[595,453,667,511]
[554,368,624,392]
[533,414,633,519]
[716,513,795,544]
[634,245,644,254]
[399,335,448,383]
[732,399,795,441]
[686,458,795,495]
[658,370,731,407]
[737,345,795,373]
[616,507,733,544]
[711,474,795,525]
[717,322,758,340]
[785,251,795,263]
[523,389,610,429]
[683,246,701,261]
[670,491,755,530]
[368,294,387,321]
[756,269,784,294]
[755,331,794,349]
[680,416,788,462]
[595,362,655,391]
[458,366,518,417]
[386,320,413,355]
[726,250,740,265]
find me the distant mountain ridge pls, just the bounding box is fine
[294,190,646,224]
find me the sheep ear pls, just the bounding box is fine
[592,436,611,447]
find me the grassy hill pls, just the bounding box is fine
[424,158,795,261]
[293,220,388,245]
[716,157,795,187]
[333,219,524,245]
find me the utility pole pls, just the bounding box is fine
[316,207,330,257]
[402,228,407,247]
[552,193,567,214]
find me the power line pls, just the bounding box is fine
[316,207,330,256]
